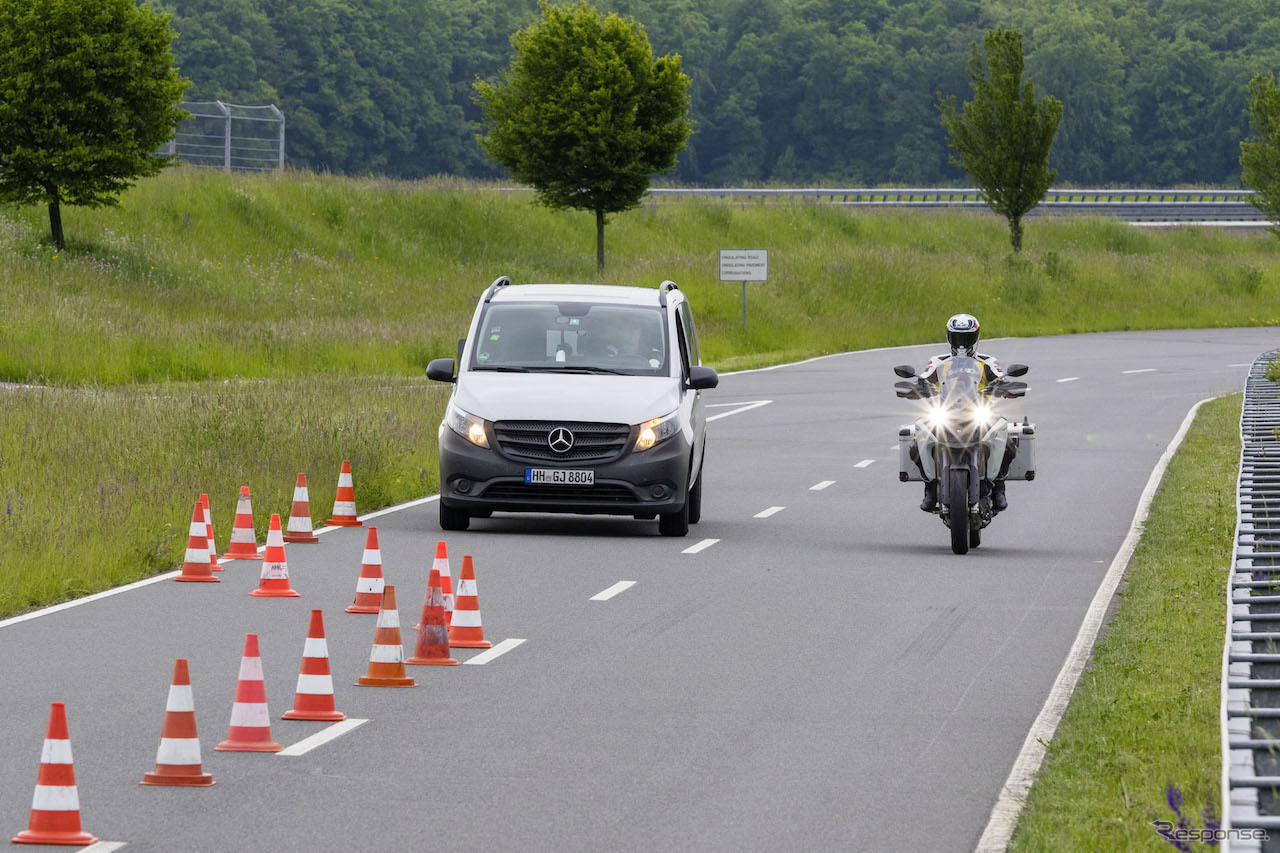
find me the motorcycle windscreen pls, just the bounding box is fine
[936,356,983,414]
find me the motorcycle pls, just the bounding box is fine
[893,358,1035,555]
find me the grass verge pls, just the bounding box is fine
[3,168,1280,385]
[1010,393,1240,850]
[0,377,448,617]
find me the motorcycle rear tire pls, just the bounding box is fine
[949,468,970,555]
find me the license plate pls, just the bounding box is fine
[525,468,595,485]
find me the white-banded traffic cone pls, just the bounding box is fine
[283,472,320,544]
[449,555,492,649]
[326,460,362,527]
[12,703,97,846]
[175,499,219,583]
[201,493,222,572]
[283,610,345,721]
[415,541,454,629]
[142,658,214,786]
[345,526,385,614]
[355,586,415,687]
[215,634,282,752]
[221,486,263,561]
[249,514,300,597]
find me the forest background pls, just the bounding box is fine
[148,0,1274,187]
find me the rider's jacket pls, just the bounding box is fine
[920,352,1004,390]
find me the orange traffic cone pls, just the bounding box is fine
[221,486,263,560]
[407,568,459,666]
[356,585,415,687]
[249,514,300,598]
[283,472,320,544]
[326,460,363,527]
[283,610,345,721]
[12,703,97,846]
[415,541,454,629]
[175,499,220,583]
[346,526,385,614]
[142,658,214,786]
[216,634,282,752]
[449,555,492,649]
[201,493,222,572]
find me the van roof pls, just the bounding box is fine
[488,283,669,306]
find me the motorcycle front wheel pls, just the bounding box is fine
[949,468,970,555]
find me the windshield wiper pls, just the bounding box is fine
[532,366,630,375]
[472,365,531,372]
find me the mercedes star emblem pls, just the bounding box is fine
[548,427,575,453]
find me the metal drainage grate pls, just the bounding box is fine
[1224,349,1280,850]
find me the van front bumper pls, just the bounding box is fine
[438,426,691,516]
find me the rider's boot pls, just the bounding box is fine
[920,479,938,512]
[991,479,1008,512]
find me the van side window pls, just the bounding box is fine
[682,304,702,366]
[674,309,691,378]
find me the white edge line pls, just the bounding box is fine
[715,340,1012,377]
[706,400,772,422]
[854,459,876,468]
[79,843,128,853]
[463,638,527,665]
[0,492,443,630]
[277,718,369,757]
[754,506,786,518]
[974,395,1217,852]
[810,481,836,491]
[590,581,637,601]
[682,538,720,554]
[1122,368,1158,374]
[1056,377,1080,383]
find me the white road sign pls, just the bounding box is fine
[719,249,769,282]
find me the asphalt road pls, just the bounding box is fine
[1,328,1275,852]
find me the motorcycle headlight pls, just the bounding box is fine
[973,403,994,428]
[925,405,949,428]
[445,403,489,448]
[634,411,681,451]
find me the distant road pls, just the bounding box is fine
[643,187,1265,223]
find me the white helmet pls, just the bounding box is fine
[946,314,980,355]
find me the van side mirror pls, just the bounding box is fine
[1006,363,1029,377]
[893,365,916,378]
[426,358,456,383]
[688,365,718,390]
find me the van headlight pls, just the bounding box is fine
[446,403,489,448]
[634,411,680,451]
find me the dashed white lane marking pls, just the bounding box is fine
[754,506,786,518]
[1122,368,1157,374]
[591,581,637,601]
[706,400,773,422]
[277,718,369,757]
[464,638,527,665]
[854,459,876,468]
[810,481,836,491]
[683,538,720,554]
[890,444,900,452]
[1056,377,1080,383]
[1230,363,1252,367]
[80,844,128,853]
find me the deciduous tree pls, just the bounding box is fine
[1241,72,1280,236]
[938,27,1061,252]
[0,0,188,249]
[474,0,691,273]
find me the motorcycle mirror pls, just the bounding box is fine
[894,381,923,399]
[1005,363,1029,377]
[893,365,916,378]
[999,381,1028,397]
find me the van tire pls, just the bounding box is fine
[658,500,689,537]
[687,471,702,525]
[439,501,471,531]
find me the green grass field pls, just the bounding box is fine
[1010,394,1240,850]
[2,168,1280,384]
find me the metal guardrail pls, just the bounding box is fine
[643,188,1264,221]
[1224,351,1280,852]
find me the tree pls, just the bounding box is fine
[0,0,187,250]
[475,0,691,273]
[937,27,1061,252]
[1241,73,1280,235]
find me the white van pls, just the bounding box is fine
[426,277,718,536]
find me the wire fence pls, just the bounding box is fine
[167,102,285,172]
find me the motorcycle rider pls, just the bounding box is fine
[917,313,1016,513]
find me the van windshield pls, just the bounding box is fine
[469,302,669,376]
